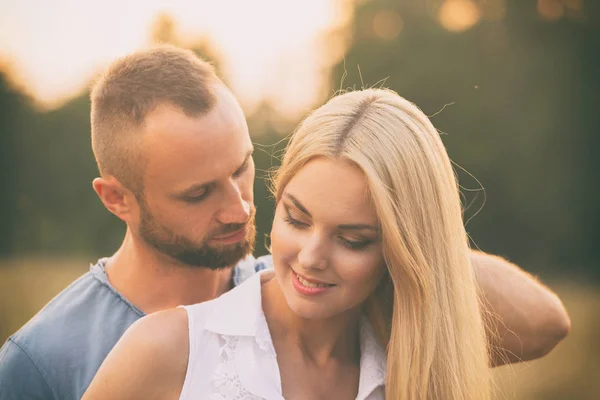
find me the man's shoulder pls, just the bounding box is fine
[11,266,138,348]
[232,254,273,286]
[4,262,143,399]
[11,270,96,345]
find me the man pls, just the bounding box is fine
[0,45,570,400]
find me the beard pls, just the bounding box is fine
[138,203,256,269]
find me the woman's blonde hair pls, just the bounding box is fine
[272,89,491,399]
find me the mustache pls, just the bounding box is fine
[207,206,256,238]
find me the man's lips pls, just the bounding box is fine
[211,226,247,243]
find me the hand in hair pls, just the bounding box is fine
[471,250,571,366]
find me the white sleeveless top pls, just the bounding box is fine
[179,270,386,400]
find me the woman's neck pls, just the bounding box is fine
[261,275,361,366]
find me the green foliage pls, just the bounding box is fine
[0,73,18,255]
[328,0,599,278]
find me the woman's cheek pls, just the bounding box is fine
[338,251,385,288]
[270,216,297,267]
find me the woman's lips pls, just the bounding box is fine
[291,270,335,296]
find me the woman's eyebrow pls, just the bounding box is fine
[284,192,379,232]
[283,193,311,217]
[337,224,379,232]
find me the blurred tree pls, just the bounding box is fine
[575,0,600,272]
[12,93,114,256]
[246,102,293,256]
[149,12,225,83]
[328,0,599,278]
[151,12,178,45]
[0,70,18,256]
[0,66,34,257]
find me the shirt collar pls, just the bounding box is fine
[204,269,386,397]
[204,268,269,337]
[90,258,145,317]
[357,318,387,398]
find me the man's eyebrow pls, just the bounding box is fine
[283,193,311,217]
[236,148,254,172]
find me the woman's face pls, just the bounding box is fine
[270,157,386,320]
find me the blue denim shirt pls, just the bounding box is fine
[0,255,273,400]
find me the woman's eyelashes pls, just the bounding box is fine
[283,210,309,229]
[338,237,374,251]
[283,208,375,251]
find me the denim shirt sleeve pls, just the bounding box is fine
[254,254,274,272]
[232,255,274,286]
[0,339,55,400]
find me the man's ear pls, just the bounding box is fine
[92,176,138,222]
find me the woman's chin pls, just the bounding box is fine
[283,294,337,320]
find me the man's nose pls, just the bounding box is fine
[216,181,251,225]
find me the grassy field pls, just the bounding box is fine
[0,259,597,399]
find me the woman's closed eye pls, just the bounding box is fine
[283,210,309,229]
[284,208,375,251]
[338,236,374,251]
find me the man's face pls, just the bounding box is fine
[135,86,256,268]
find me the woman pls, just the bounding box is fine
[83,88,491,399]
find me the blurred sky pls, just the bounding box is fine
[0,0,351,117]
[0,0,581,116]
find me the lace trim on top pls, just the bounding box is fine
[210,335,264,400]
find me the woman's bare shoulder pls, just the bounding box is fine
[127,307,190,354]
[82,308,190,400]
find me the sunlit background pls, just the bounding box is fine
[0,0,353,118]
[1,1,598,399]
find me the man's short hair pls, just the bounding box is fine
[90,45,220,194]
